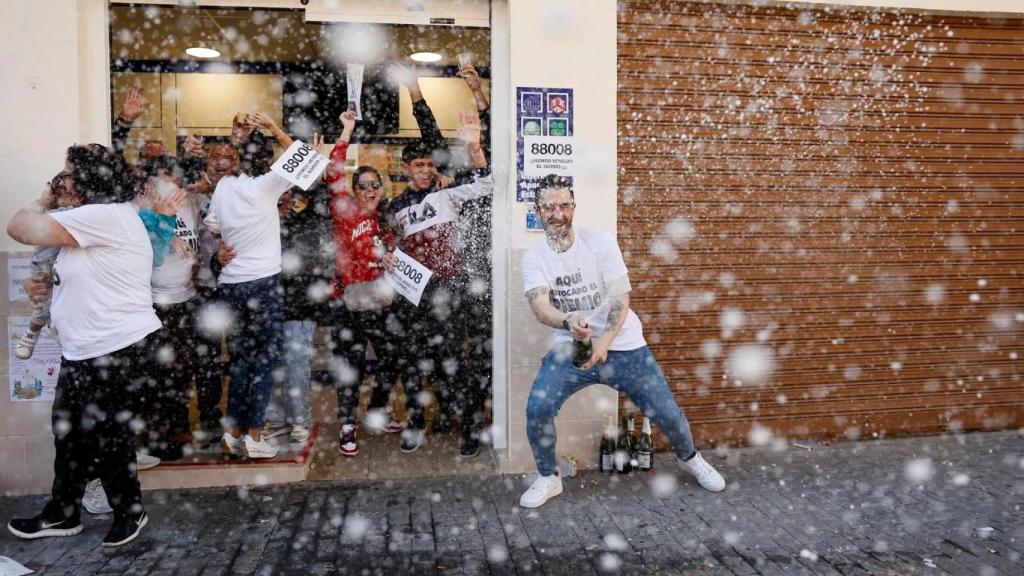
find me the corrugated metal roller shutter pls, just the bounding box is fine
[617,0,1024,447]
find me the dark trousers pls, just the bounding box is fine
[393,277,484,436]
[330,302,402,426]
[145,299,198,454]
[193,287,225,431]
[49,334,156,520]
[217,274,284,430]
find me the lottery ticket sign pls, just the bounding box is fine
[384,248,433,306]
[270,141,328,191]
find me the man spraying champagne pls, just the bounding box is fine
[518,175,726,508]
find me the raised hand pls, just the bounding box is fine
[311,132,327,157]
[387,62,418,89]
[153,188,186,216]
[457,111,482,148]
[458,65,482,91]
[184,133,205,157]
[339,110,357,132]
[246,112,276,129]
[120,85,151,122]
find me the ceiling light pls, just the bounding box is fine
[410,52,442,63]
[186,47,221,58]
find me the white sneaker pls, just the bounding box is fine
[362,411,405,435]
[399,427,424,453]
[679,451,726,492]
[135,451,161,470]
[519,474,563,509]
[262,423,290,440]
[242,434,279,459]
[221,432,242,456]
[289,424,311,444]
[82,479,113,514]
[14,330,39,360]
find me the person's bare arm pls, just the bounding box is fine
[459,65,489,111]
[7,186,77,247]
[248,112,293,149]
[525,286,591,339]
[580,292,630,370]
[458,112,487,170]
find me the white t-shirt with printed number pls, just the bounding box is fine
[151,198,200,305]
[204,171,292,284]
[522,228,646,351]
[49,203,162,361]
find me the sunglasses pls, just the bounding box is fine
[356,181,382,191]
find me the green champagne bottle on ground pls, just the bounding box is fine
[599,415,616,474]
[615,416,632,474]
[636,417,654,472]
[627,415,639,471]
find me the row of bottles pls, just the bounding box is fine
[599,414,653,474]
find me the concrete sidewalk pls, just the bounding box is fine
[0,430,1021,575]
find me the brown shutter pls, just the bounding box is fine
[617,1,1024,447]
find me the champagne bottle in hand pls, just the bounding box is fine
[572,318,593,368]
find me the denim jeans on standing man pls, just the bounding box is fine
[526,343,696,476]
[217,274,284,431]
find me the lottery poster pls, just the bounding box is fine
[8,316,61,402]
[516,87,573,203]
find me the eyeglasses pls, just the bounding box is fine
[537,202,575,213]
[356,181,382,191]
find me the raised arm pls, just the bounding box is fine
[247,112,293,149]
[112,86,151,156]
[327,111,357,197]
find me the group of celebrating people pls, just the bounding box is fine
[5,61,724,549]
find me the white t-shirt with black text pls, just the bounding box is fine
[151,198,200,305]
[50,203,162,361]
[204,172,292,284]
[522,228,646,351]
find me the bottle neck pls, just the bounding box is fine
[642,418,651,434]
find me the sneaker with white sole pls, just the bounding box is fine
[221,432,242,456]
[242,434,279,459]
[289,424,311,444]
[338,424,358,457]
[83,479,113,514]
[519,474,563,508]
[399,427,424,453]
[102,511,148,548]
[14,330,40,360]
[135,451,161,471]
[262,423,290,440]
[361,411,404,435]
[7,501,83,540]
[679,451,726,492]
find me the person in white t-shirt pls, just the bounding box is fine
[517,175,726,509]
[204,113,294,459]
[5,144,170,547]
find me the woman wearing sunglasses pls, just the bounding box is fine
[325,110,407,457]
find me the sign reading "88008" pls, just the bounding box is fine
[523,135,578,177]
[270,140,328,191]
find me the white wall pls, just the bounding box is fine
[499,0,620,474]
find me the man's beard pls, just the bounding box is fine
[543,216,573,250]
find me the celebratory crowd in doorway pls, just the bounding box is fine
[5,61,724,549]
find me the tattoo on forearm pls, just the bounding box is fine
[606,298,625,328]
[525,286,548,305]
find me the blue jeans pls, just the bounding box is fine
[217,274,284,431]
[526,344,696,476]
[264,320,314,427]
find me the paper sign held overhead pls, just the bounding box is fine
[384,248,433,306]
[270,141,328,191]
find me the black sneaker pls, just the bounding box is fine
[7,503,83,540]
[400,427,424,454]
[459,433,481,459]
[102,511,148,548]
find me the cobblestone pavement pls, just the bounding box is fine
[1,430,1021,575]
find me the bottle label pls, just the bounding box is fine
[637,453,651,469]
[601,454,613,471]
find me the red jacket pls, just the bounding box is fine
[327,142,393,297]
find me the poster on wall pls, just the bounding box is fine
[8,316,61,402]
[516,87,574,204]
[8,258,32,303]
